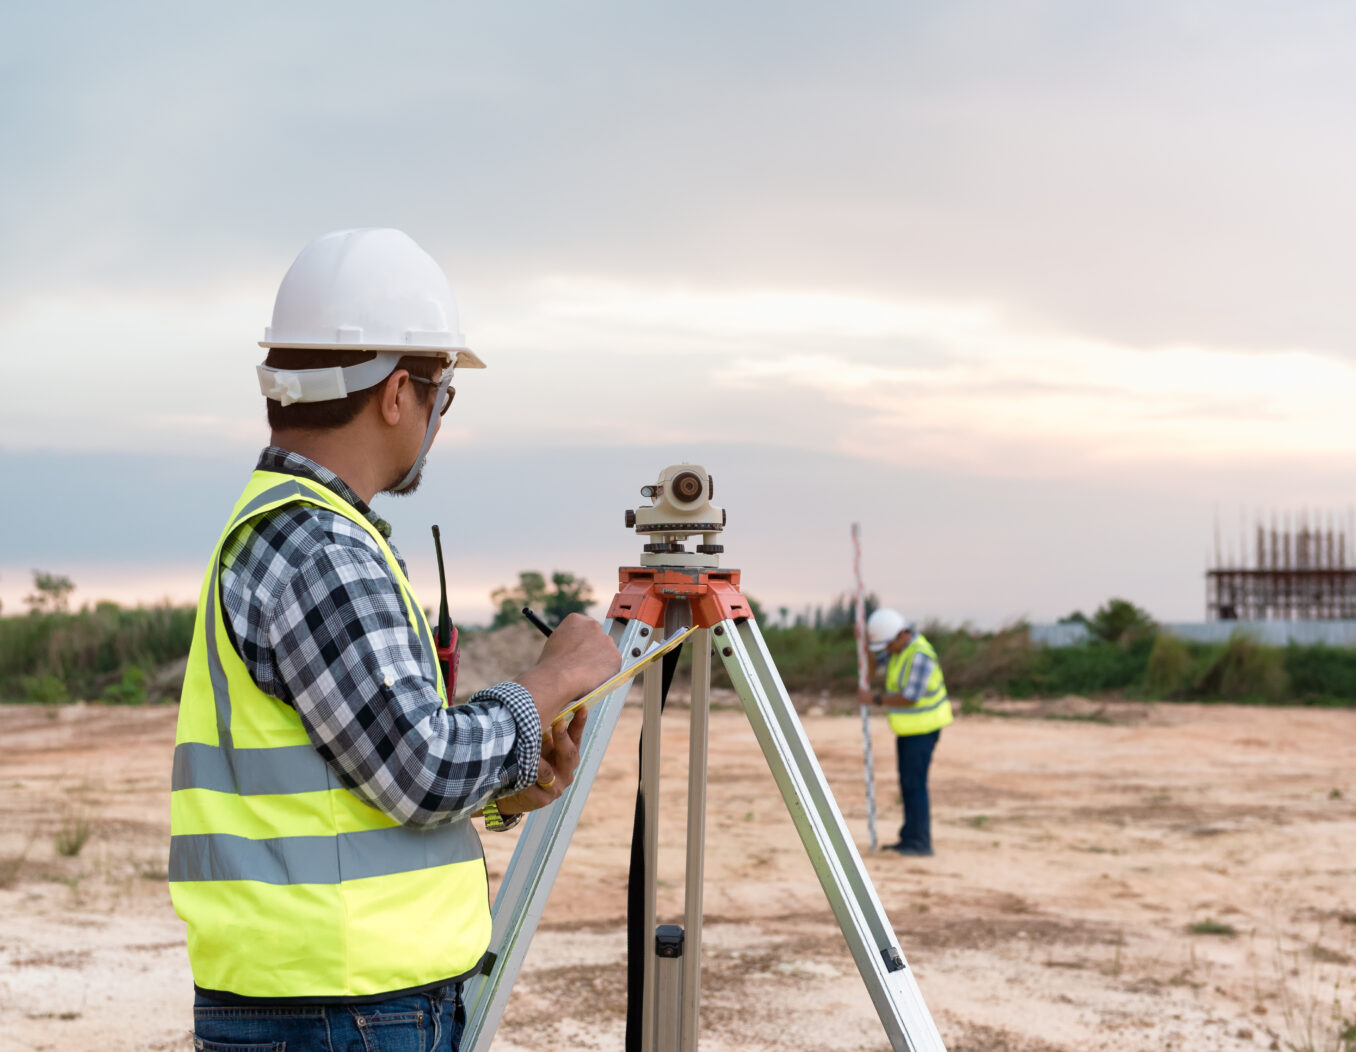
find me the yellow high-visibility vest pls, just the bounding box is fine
[169,471,491,999]
[884,633,953,737]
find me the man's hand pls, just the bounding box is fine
[516,613,621,727]
[857,687,875,707]
[497,707,588,816]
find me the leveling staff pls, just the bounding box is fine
[858,609,953,857]
[169,229,619,1051]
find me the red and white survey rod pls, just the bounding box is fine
[851,523,879,852]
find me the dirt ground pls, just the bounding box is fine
[2,693,1354,1052]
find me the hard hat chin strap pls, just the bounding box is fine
[391,372,454,494]
[257,353,404,406]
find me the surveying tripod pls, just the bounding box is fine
[461,464,947,1051]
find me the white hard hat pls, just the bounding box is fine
[257,228,484,407]
[865,608,912,649]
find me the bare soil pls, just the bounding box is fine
[2,695,1354,1051]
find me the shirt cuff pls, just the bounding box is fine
[473,680,541,794]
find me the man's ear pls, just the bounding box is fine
[376,369,409,426]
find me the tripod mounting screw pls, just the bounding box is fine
[721,646,733,657]
[713,626,725,636]
[639,626,650,637]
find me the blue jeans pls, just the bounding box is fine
[895,730,939,852]
[193,984,464,1052]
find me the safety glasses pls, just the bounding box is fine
[409,373,456,417]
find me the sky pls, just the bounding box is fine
[2,1,1355,626]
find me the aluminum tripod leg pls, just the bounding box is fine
[680,628,711,1051]
[639,626,711,1052]
[639,658,662,1050]
[461,616,651,1052]
[714,616,948,1052]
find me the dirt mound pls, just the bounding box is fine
[453,622,549,698]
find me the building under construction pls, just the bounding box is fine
[1207,514,1356,621]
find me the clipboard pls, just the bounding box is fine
[547,624,699,733]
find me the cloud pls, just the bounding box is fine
[4,2,1354,352]
[4,1,1354,624]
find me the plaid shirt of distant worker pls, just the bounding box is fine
[892,651,935,705]
[217,446,540,828]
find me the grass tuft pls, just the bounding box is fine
[1188,918,1238,937]
[54,811,93,858]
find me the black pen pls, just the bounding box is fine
[521,606,553,637]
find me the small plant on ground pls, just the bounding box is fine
[54,810,93,857]
[1189,918,1238,936]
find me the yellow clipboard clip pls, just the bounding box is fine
[547,624,699,735]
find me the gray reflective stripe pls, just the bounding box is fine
[888,695,949,717]
[200,480,315,746]
[231,480,314,528]
[169,822,482,885]
[173,742,335,795]
[204,579,235,749]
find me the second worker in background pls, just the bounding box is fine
[858,609,953,857]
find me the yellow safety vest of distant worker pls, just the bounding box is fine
[884,634,954,737]
[168,471,491,1000]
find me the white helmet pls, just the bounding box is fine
[866,608,913,649]
[257,228,484,407]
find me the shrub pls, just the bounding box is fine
[927,622,1033,694]
[1284,644,1356,704]
[1007,633,1154,697]
[1145,633,1193,697]
[1088,598,1156,644]
[20,674,68,705]
[102,665,148,705]
[1195,632,1289,702]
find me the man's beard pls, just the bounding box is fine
[382,460,426,497]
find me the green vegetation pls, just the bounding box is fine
[6,578,1356,708]
[0,593,194,703]
[490,571,596,629]
[742,595,1356,705]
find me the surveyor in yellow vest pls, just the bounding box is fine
[170,229,620,1051]
[857,608,953,857]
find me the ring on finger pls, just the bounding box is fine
[537,773,557,789]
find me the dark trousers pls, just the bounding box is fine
[193,983,464,1052]
[895,730,940,852]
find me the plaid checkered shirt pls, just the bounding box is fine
[896,651,935,703]
[218,447,541,828]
